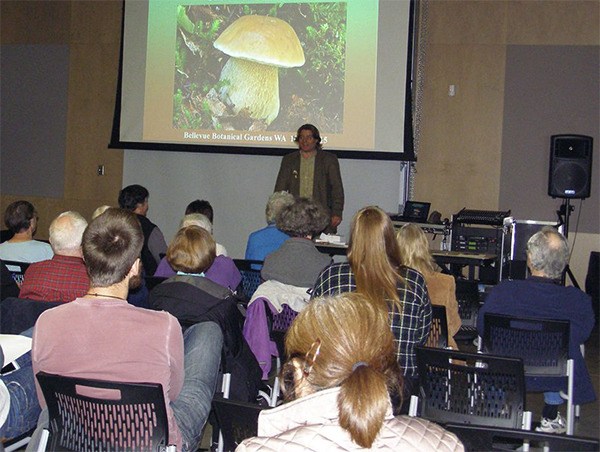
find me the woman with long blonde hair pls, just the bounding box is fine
[237,293,463,451]
[396,223,462,349]
[312,206,432,388]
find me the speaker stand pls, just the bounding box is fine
[556,198,580,289]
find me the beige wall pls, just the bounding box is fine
[0,1,123,239]
[568,233,599,289]
[415,0,599,283]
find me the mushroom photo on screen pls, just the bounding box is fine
[213,15,305,125]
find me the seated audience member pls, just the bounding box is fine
[99,204,150,308]
[118,184,167,275]
[245,191,294,264]
[185,199,214,220]
[149,226,261,401]
[237,293,463,451]
[396,223,461,349]
[0,329,41,444]
[478,227,596,434]
[0,201,52,263]
[154,214,239,289]
[312,206,432,398]
[184,201,228,256]
[31,208,222,451]
[261,198,331,288]
[19,211,89,303]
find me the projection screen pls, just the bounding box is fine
[111,0,415,160]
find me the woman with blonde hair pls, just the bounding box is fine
[312,206,432,390]
[397,223,462,349]
[237,293,463,451]
[154,214,241,290]
[149,225,262,401]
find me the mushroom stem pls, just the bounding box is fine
[219,57,280,124]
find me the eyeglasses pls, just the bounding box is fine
[303,339,322,377]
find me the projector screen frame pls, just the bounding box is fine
[109,0,417,162]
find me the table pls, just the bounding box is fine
[431,250,497,280]
[315,241,496,281]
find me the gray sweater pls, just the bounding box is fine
[261,238,331,288]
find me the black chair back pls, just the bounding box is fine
[445,423,600,451]
[481,314,570,377]
[269,303,300,361]
[454,279,480,341]
[1,259,30,286]
[425,304,449,348]
[36,371,170,451]
[212,395,264,451]
[0,297,62,334]
[415,345,526,429]
[1,262,20,300]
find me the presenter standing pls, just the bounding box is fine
[274,124,344,233]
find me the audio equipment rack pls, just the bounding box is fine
[450,209,512,284]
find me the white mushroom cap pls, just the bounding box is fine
[214,15,305,68]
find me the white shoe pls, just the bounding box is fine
[535,412,567,434]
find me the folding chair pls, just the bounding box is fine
[3,430,34,452]
[410,346,531,431]
[1,260,30,286]
[35,371,175,451]
[212,396,264,452]
[453,279,480,342]
[233,259,263,300]
[445,423,599,451]
[480,314,575,435]
[1,262,20,300]
[268,303,300,405]
[214,372,269,452]
[0,297,62,334]
[425,305,449,348]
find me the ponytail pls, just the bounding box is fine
[338,364,389,448]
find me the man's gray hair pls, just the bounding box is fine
[526,227,569,279]
[49,211,88,252]
[180,213,213,235]
[266,191,295,224]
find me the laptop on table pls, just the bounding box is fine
[390,201,431,223]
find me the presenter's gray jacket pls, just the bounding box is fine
[274,150,344,218]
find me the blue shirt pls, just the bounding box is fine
[245,224,289,265]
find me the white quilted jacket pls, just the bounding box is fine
[236,387,464,451]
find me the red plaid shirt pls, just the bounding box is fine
[19,254,89,302]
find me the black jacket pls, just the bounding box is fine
[149,275,262,401]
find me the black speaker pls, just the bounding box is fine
[548,134,593,199]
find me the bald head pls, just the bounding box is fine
[526,227,569,279]
[49,211,88,256]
